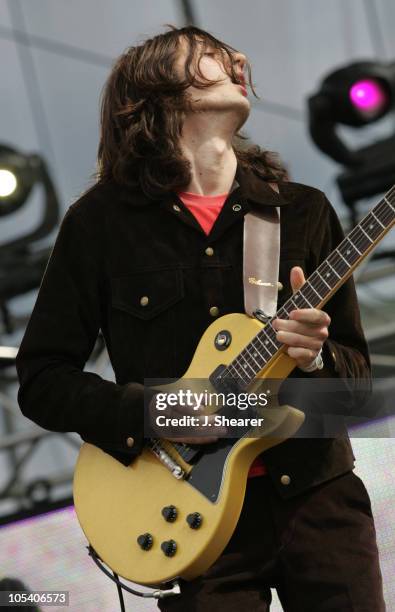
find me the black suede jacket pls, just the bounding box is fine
[15,163,371,499]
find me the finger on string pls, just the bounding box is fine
[277,330,323,350]
[274,319,328,337]
[289,309,330,326]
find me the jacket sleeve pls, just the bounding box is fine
[15,203,155,465]
[285,192,372,417]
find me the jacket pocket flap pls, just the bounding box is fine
[111,268,184,320]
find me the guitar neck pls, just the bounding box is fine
[221,185,395,389]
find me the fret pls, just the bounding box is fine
[227,363,237,377]
[280,298,297,319]
[242,350,257,372]
[236,353,255,377]
[257,331,277,356]
[345,236,362,256]
[276,306,289,319]
[225,363,238,381]
[262,326,282,356]
[328,251,349,277]
[246,353,260,373]
[227,362,248,385]
[255,334,273,359]
[371,210,385,229]
[251,337,269,364]
[327,260,341,279]
[376,199,394,225]
[265,330,280,351]
[306,280,323,301]
[316,262,337,289]
[349,225,373,255]
[384,196,395,213]
[309,270,331,300]
[266,322,281,342]
[336,248,351,268]
[316,270,331,291]
[234,368,250,387]
[359,226,373,243]
[337,238,360,266]
[301,285,320,307]
[262,330,279,351]
[359,213,382,242]
[246,345,265,370]
[291,292,312,308]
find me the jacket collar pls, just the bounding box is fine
[115,161,290,208]
[233,163,289,208]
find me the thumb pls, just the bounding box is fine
[290,266,306,294]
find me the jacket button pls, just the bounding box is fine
[140,296,149,306]
[280,474,291,485]
[232,203,242,212]
[126,437,135,448]
[205,247,214,256]
[173,204,181,212]
[209,306,219,317]
[277,281,283,291]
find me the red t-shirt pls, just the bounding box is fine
[177,190,267,478]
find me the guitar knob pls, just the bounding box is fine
[161,539,177,557]
[137,533,153,550]
[186,512,203,529]
[161,505,178,522]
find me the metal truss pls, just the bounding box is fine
[0,337,110,516]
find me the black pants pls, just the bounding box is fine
[157,471,385,611]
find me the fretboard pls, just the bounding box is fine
[217,185,395,390]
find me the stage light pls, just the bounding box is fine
[308,60,395,167]
[349,79,388,117]
[0,169,17,198]
[0,144,39,217]
[0,143,60,330]
[308,60,395,223]
[0,143,60,249]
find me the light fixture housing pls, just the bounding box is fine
[0,144,41,217]
[308,60,395,167]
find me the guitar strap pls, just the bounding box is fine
[227,177,281,321]
[243,203,280,321]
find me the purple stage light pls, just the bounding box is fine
[349,79,387,114]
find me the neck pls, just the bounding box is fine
[179,112,238,196]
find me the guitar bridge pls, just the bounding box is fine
[148,440,185,479]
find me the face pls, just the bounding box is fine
[176,37,251,128]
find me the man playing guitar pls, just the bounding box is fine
[16,25,385,611]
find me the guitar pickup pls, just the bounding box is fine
[209,364,244,394]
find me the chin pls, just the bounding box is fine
[235,101,251,128]
[193,93,250,112]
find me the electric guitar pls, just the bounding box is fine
[73,185,395,587]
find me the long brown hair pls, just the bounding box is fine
[93,25,288,200]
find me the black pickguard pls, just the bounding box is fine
[186,438,239,502]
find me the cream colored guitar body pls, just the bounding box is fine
[73,313,304,587]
